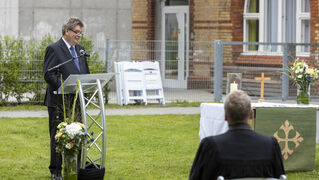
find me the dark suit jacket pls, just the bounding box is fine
[189,123,285,180]
[43,38,90,107]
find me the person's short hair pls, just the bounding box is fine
[224,90,251,125]
[62,17,84,35]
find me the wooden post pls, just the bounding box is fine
[254,72,271,102]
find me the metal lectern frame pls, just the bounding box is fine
[57,73,114,169]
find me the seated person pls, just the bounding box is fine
[189,90,285,180]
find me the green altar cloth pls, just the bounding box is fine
[255,107,316,171]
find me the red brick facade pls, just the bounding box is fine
[132,0,155,60]
[132,0,319,94]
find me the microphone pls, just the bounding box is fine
[80,49,90,57]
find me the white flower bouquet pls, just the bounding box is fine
[55,121,86,154]
[289,58,319,104]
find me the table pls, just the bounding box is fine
[199,102,319,171]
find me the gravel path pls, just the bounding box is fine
[0,107,200,118]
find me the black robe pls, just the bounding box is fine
[189,124,285,180]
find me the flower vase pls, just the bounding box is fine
[297,85,310,104]
[62,152,78,180]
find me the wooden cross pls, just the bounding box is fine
[254,72,271,102]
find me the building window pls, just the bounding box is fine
[165,0,188,6]
[243,0,310,54]
[266,0,278,51]
[248,0,259,50]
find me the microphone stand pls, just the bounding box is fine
[46,54,83,94]
[47,54,83,72]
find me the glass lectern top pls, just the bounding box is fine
[56,73,114,94]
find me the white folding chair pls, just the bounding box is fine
[217,175,287,180]
[141,61,165,105]
[114,62,124,105]
[121,62,147,105]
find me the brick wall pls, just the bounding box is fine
[309,0,319,95]
[131,0,155,60]
[188,0,233,88]
[310,0,319,63]
[130,0,319,95]
[191,0,232,42]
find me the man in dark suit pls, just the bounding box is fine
[189,90,285,180]
[43,17,90,180]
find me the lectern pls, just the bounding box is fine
[56,73,114,170]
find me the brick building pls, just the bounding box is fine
[131,0,318,95]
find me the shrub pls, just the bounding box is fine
[26,34,55,102]
[0,35,107,105]
[79,36,105,74]
[0,36,28,104]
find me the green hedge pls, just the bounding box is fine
[0,35,105,105]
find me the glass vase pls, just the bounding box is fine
[62,152,78,180]
[297,85,310,105]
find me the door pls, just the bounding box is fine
[161,6,189,89]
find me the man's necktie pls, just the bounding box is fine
[70,46,80,71]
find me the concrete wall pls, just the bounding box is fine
[10,0,132,43]
[0,0,19,37]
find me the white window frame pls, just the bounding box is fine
[243,0,264,52]
[243,0,310,56]
[296,0,310,55]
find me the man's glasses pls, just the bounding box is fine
[69,29,83,36]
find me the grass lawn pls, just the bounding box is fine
[0,115,318,179]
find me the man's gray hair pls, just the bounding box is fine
[62,17,84,35]
[224,90,251,125]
